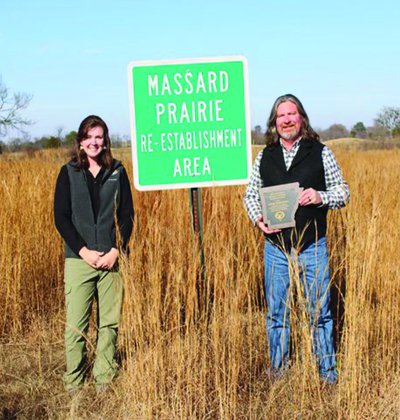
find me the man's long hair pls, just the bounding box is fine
[265,94,320,147]
[72,115,113,169]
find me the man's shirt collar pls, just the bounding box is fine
[279,137,302,150]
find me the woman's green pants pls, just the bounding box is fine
[63,258,123,390]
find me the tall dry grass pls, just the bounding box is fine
[0,147,400,418]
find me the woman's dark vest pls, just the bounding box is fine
[65,160,122,258]
[259,139,327,250]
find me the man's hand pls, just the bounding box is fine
[96,248,119,270]
[257,215,282,235]
[79,247,104,268]
[299,188,322,206]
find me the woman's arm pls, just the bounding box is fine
[54,165,86,256]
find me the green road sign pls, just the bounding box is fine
[127,56,251,191]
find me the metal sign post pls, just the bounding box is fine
[189,187,206,273]
[189,187,206,312]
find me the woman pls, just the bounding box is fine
[54,115,134,392]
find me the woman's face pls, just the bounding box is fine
[80,126,104,160]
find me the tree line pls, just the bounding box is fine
[0,130,130,154]
[251,107,400,145]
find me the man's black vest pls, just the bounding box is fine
[65,159,122,258]
[259,139,328,250]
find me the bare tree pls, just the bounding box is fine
[375,106,400,134]
[0,77,33,137]
[251,125,264,145]
[320,123,349,140]
[367,123,390,140]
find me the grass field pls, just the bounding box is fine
[0,146,399,418]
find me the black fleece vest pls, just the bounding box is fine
[65,160,122,258]
[260,139,327,250]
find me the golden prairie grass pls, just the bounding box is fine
[0,147,400,418]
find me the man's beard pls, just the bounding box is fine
[280,128,301,141]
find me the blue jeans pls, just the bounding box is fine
[264,237,337,382]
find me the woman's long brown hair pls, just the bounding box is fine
[71,115,113,169]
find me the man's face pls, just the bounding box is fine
[276,101,303,141]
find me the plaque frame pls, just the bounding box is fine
[259,182,303,229]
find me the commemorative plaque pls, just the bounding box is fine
[259,182,303,229]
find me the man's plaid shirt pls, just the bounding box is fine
[244,139,350,224]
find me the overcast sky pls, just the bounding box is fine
[1,0,399,139]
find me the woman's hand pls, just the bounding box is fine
[257,215,282,235]
[96,248,119,270]
[79,247,104,268]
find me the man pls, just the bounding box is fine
[244,94,349,383]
